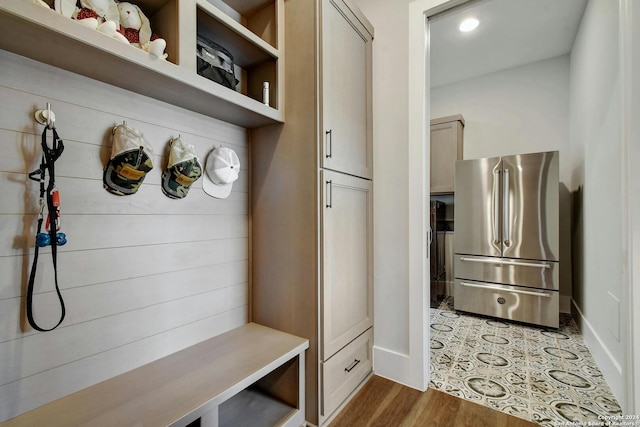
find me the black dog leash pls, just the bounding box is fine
[27,126,66,332]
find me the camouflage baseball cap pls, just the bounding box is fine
[103,124,154,196]
[161,137,202,199]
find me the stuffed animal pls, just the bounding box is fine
[117,2,167,59]
[31,0,82,18]
[74,0,129,44]
[31,0,54,9]
[54,0,78,18]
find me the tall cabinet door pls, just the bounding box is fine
[321,0,373,179]
[321,170,373,360]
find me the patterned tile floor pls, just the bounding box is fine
[429,297,622,426]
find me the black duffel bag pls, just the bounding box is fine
[196,35,239,90]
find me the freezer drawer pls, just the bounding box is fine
[454,279,559,328]
[454,255,558,290]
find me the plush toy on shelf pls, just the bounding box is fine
[74,0,129,44]
[117,2,167,59]
[31,0,76,18]
[31,0,51,8]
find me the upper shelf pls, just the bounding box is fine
[0,0,283,129]
[197,1,278,67]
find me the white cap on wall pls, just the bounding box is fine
[203,146,240,199]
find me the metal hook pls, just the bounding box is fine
[35,102,56,128]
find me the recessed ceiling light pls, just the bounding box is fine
[459,18,479,32]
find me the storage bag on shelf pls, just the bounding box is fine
[196,35,239,90]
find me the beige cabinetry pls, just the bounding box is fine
[321,0,373,179]
[0,0,283,128]
[320,169,373,418]
[430,115,464,194]
[251,0,373,425]
[321,170,373,360]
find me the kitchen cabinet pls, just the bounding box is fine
[251,0,373,424]
[0,0,283,128]
[430,114,464,194]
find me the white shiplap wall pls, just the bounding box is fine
[0,49,249,421]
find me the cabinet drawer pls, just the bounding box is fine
[454,279,559,328]
[321,328,372,418]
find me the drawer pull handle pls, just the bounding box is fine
[459,257,550,269]
[460,282,551,298]
[345,359,361,373]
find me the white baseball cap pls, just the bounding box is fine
[203,146,240,199]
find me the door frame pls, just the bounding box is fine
[409,0,638,413]
[620,0,639,414]
[407,0,468,391]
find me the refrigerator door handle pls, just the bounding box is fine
[459,256,551,269]
[460,281,552,297]
[493,169,500,245]
[503,168,510,246]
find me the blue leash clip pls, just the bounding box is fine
[36,232,67,248]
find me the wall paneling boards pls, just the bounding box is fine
[0,49,249,421]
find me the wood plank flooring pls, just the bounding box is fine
[329,376,538,427]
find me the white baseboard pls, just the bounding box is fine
[571,300,624,404]
[373,346,421,389]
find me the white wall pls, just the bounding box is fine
[431,55,570,180]
[431,55,573,304]
[569,0,624,405]
[349,0,413,368]
[0,50,248,421]
[351,0,459,391]
[350,0,462,391]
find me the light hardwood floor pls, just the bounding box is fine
[329,376,538,427]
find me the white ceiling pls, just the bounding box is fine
[429,0,588,88]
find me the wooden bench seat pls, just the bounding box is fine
[2,323,309,427]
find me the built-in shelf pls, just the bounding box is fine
[219,387,297,427]
[0,0,283,129]
[0,323,308,427]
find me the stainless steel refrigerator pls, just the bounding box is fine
[453,151,559,327]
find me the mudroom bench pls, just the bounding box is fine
[2,323,308,427]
